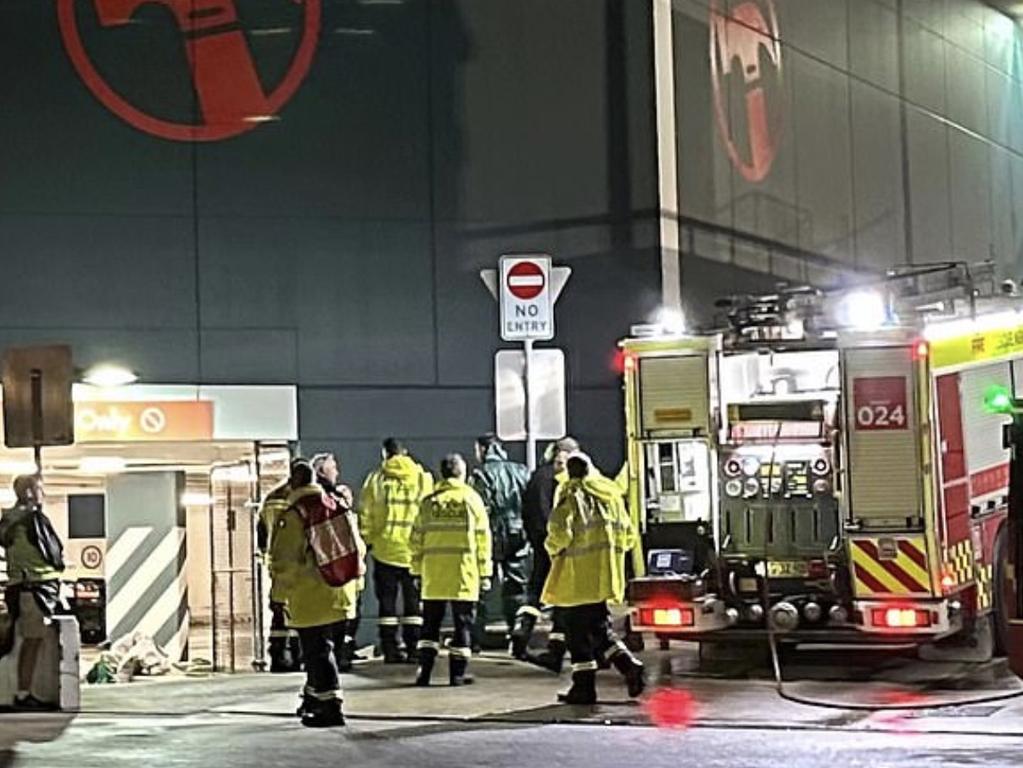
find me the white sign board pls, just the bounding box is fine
[500,255,554,341]
[495,349,566,441]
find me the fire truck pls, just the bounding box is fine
[624,262,1023,652]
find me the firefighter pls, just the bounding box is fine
[512,437,579,669]
[359,437,434,662]
[312,452,366,673]
[543,454,645,705]
[469,434,530,650]
[269,460,355,728]
[410,453,493,686]
[257,458,304,673]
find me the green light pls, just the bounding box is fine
[984,385,1014,414]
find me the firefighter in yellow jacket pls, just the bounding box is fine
[257,459,304,672]
[409,453,492,686]
[543,453,645,705]
[269,460,363,728]
[359,437,434,662]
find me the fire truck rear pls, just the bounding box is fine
[626,262,1022,652]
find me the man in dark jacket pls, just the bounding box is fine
[469,434,529,649]
[512,437,578,669]
[0,475,65,710]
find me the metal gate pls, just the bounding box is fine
[206,447,290,673]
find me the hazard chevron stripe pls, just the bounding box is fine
[851,538,932,596]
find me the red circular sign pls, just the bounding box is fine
[709,0,783,183]
[507,261,546,301]
[57,0,321,143]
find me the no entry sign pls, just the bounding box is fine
[500,256,553,341]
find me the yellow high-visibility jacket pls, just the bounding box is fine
[258,481,292,602]
[359,456,434,569]
[542,473,637,608]
[268,484,359,628]
[410,479,493,602]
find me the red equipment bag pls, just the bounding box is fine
[294,490,366,588]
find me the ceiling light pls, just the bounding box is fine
[0,460,39,475]
[82,365,138,387]
[79,456,127,474]
[181,492,214,506]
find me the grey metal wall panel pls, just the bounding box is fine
[946,45,989,137]
[850,82,906,270]
[200,330,299,384]
[791,51,854,263]
[907,111,952,260]
[949,129,993,261]
[946,2,986,58]
[777,0,849,69]
[849,0,900,93]
[989,145,1016,270]
[0,215,195,328]
[903,19,947,116]
[903,0,945,34]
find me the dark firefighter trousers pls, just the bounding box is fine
[372,559,422,650]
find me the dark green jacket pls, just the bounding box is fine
[471,445,530,560]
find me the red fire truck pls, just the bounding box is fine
[625,263,1023,654]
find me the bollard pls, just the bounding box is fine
[0,614,80,710]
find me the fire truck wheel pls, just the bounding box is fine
[993,525,1010,657]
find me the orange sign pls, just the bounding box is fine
[75,401,213,442]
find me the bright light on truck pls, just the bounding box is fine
[836,290,887,331]
[638,607,695,628]
[871,607,932,629]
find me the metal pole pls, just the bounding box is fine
[251,443,266,671]
[30,368,43,476]
[524,339,536,472]
[207,473,217,671]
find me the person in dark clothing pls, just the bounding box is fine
[511,437,578,669]
[469,434,530,650]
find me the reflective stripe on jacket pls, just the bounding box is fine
[359,456,434,569]
[268,484,359,628]
[410,479,492,602]
[541,474,637,608]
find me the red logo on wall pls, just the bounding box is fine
[709,0,783,183]
[57,0,321,142]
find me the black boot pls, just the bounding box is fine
[402,624,422,664]
[510,611,538,660]
[381,627,405,663]
[415,646,437,687]
[557,669,597,705]
[610,648,646,698]
[301,698,345,728]
[449,651,475,686]
[526,637,566,674]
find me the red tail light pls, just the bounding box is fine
[639,606,695,628]
[871,607,932,629]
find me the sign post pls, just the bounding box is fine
[2,345,76,476]
[481,255,571,471]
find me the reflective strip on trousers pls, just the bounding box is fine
[304,686,342,702]
[449,646,472,659]
[417,639,442,651]
[548,632,566,643]
[571,661,598,673]
[377,617,400,626]
[401,616,424,626]
[606,640,628,659]
[516,605,542,619]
